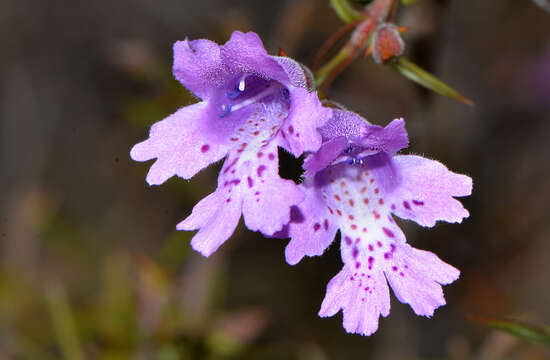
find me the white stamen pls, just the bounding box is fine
[238,78,246,92]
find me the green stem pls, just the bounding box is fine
[392,57,473,106]
[330,0,364,23]
[315,47,352,90]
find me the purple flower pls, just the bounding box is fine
[282,110,472,336]
[130,31,331,256]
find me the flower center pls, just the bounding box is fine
[342,145,365,165]
[218,75,286,118]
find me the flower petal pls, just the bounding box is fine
[384,244,459,316]
[376,154,472,227]
[359,118,408,155]
[177,187,243,257]
[273,56,314,90]
[173,39,225,99]
[221,31,287,83]
[319,267,390,336]
[241,142,305,235]
[318,109,367,141]
[280,88,332,156]
[284,176,339,265]
[305,160,460,335]
[130,102,232,185]
[303,137,349,177]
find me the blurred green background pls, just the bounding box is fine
[1,0,550,358]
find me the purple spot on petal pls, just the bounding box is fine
[257,165,266,177]
[382,227,394,238]
[377,241,382,247]
[313,223,321,231]
[288,125,294,134]
[392,266,398,271]
[403,201,411,210]
[268,153,275,160]
[247,176,254,188]
[223,158,239,174]
[368,244,374,251]
[391,204,396,210]
[323,219,329,230]
[400,272,405,277]
[255,191,260,195]
[345,236,352,246]
[257,152,263,158]
[355,262,361,269]
[352,247,359,258]
[368,256,374,264]
[384,252,392,259]
[390,244,396,252]
[201,144,210,153]
[226,198,231,203]
[412,200,424,206]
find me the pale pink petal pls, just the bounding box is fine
[130,102,233,185]
[380,155,472,227]
[284,175,339,265]
[177,186,243,257]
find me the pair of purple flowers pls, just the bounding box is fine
[131,31,472,336]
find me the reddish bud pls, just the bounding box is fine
[371,23,405,64]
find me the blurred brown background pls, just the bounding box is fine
[1,0,550,359]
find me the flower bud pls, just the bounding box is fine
[371,23,405,64]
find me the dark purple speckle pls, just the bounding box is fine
[382,227,394,238]
[257,165,266,177]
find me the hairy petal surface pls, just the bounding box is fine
[241,141,305,235]
[289,156,464,335]
[172,39,225,99]
[176,96,305,256]
[284,174,339,265]
[319,267,390,336]
[371,154,472,227]
[279,88,332,156]
[132,30,334,262]
[130,102,233,185]
[177,188,242,257]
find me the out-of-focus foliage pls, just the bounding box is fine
[473,317,550,347]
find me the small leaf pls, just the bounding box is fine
[392,56,473,106]
[330,0,364,23]
[472,316,550,347]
